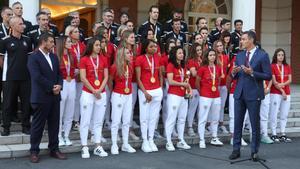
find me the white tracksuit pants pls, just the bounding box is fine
[269,94,291,135]
[130,83,138,126]
[198,96,221,140]
[73,82,83,121]
[260,93,271,136]
[229,94,250,134]
[187,89,199,128]
[165,94,188,143]
[59,79,76,138]
[219,86,228,122]
[111,92,133,145]
[104,85,112,124]
[80,91,106,145]
[138,88,163,141]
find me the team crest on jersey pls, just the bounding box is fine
[204,105,208,109]
[83,105,87,109]
[23,41,27,47]
[273,102,277,106]
[10,43,15,47]
[118,104,122,108]
[173,106,176,110]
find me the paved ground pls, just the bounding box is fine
[0,138,299,169]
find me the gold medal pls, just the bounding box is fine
[66,76,72,82]
[150,77,156,83]
[94,80,100,86]
[124,87,130,94]
[181,87,185,90]
[211,86,216,92]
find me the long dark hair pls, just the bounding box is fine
[164,37,177,55]
[188,42,202,60]
[168,46,185,68]
[201,49,217,66]
[83,37,101,57]
[55,36,74,66]
[272,48,288,65]
[141,39,157,55]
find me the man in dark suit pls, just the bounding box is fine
[27,33,66,163]
[229,31,272,161]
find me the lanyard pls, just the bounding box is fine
[145,54,154,77]
[179,68,184,82]
[208,65,216,86]
[125,65,129,88]
[90,56,99,80]
[276,64,284,83]
[63,54,70,76]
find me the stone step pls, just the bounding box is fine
[1,117,300,145]
[1,126,300,159]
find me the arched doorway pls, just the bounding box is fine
[184,0,232,32]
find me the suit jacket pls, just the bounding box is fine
[233,48,272,101]
[27,50,63,103]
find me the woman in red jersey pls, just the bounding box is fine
[196,49,224,149]
[186,43,203,137]
[135,39,163,153]
[270,48,292,143]
[56,36,77,147]
[165,46,192,151]
[79,37,108,159]
[109,46,136,155]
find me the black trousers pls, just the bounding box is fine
[30,99,60,154]
[2,80,31,129]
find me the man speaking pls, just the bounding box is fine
[229,31,272,161]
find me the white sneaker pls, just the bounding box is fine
[141,140,152,153]
[219,125,229,134]
[241,138,248,146]
[121,144,136,153]
[199,140,206,148]
[148,140,158,152]
[210,137,224,146]
[81,146,90,158]
[65,137,72,146]
[187,127,196,137]
[166,142,175,151]
[94,146,108,157]
[111,144,119,155]
[176,140,191,149]
[129,131,140,140]
[59,137,65,146]
[132,121,140,129]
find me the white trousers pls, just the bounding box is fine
[104,85,112,124]
[219,86,228,122]
[73,82,83,121]
[80,91,106,145]
[198,96,221,140]
[229,94,249,134]
[187,89,199,128]
[165,94,188,143]
[130,83,138,126]
[59,79,76,138]
[111,92,132,145]
[269,94,291,135]
[260,93,270,136]
[138,88,163,141]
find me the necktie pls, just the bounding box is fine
[245,51,251,67]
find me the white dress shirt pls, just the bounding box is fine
[39,48,53,70]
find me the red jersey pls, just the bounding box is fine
[187,58,201,89]
[219,54,229,86]
[135,54,161,90]
[110,63,133,95]
[160,53,169,78]
[270,64,291,95]
[166,63,186,97]
[102,42,116,67]
[59,53,77,79]
[79,56,108,94]
[197,65,221,98]
[70,42,86,67]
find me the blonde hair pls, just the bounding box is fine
[120,30,137,56]
[116,47,128,76]
[64,25,77,37]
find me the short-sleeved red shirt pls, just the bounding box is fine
[110,63,133,95]
[59,53,77,79]
[197,65,221,98]
[79,56,108,93]
[187,58,201,89]
[166,63,186,97]
[270,64,291,95]
[219,54,229,86]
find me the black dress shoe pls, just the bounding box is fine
[30,153,40,163]
[50,151,67,160]
[22,128,31,135]
[1,128,10,136]
[251,153,259,162]
[229,150,240,160]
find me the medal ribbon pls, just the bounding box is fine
[63,54,71,77]
[145,54,154,78]
[90,56,99,81]
[208,65,216,87]
[277,64,284,83]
